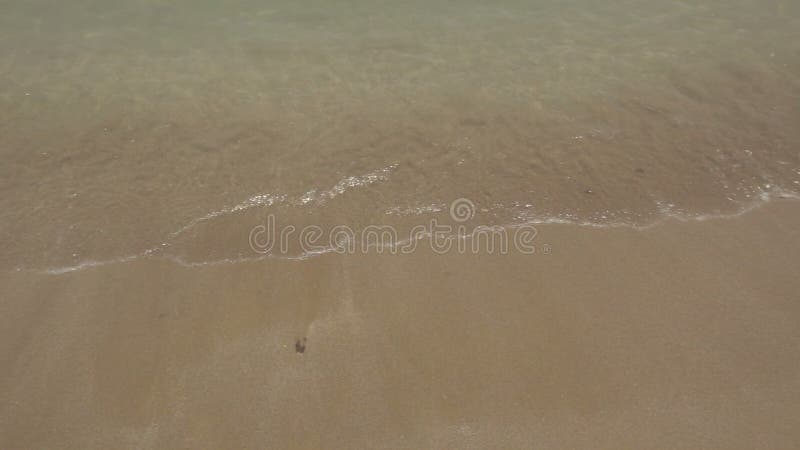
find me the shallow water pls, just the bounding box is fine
[1,0,799,270]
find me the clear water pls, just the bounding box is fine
[1,0,799,270]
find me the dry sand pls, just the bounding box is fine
[1,199,799,449]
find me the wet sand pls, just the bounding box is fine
[2,199,799,449]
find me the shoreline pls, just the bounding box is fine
[15,193,800,277]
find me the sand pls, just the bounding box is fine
[2,1,799,447]
[1,199,799,449]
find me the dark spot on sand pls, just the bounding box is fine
[295,337,307,354]
[635,168,645,174]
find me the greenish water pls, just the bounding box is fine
[1,0,799,270]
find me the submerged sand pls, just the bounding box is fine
[1,199,798,449]
[2,0,799,270]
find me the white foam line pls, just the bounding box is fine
[32,243,342,275]
[517,189,800,231]
[162,247,340,268]
[299,163,398,205]
[168,193,288,239]
[384,190,800,231]
[385,203,446,216]
[21,187,800,276]
[42,253,145,275]
[168,164,397,239]
[22,165,399,275]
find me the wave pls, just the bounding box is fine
[20,174,800,276]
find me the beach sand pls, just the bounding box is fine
[2,199,799,449]
[2,1,799,447]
